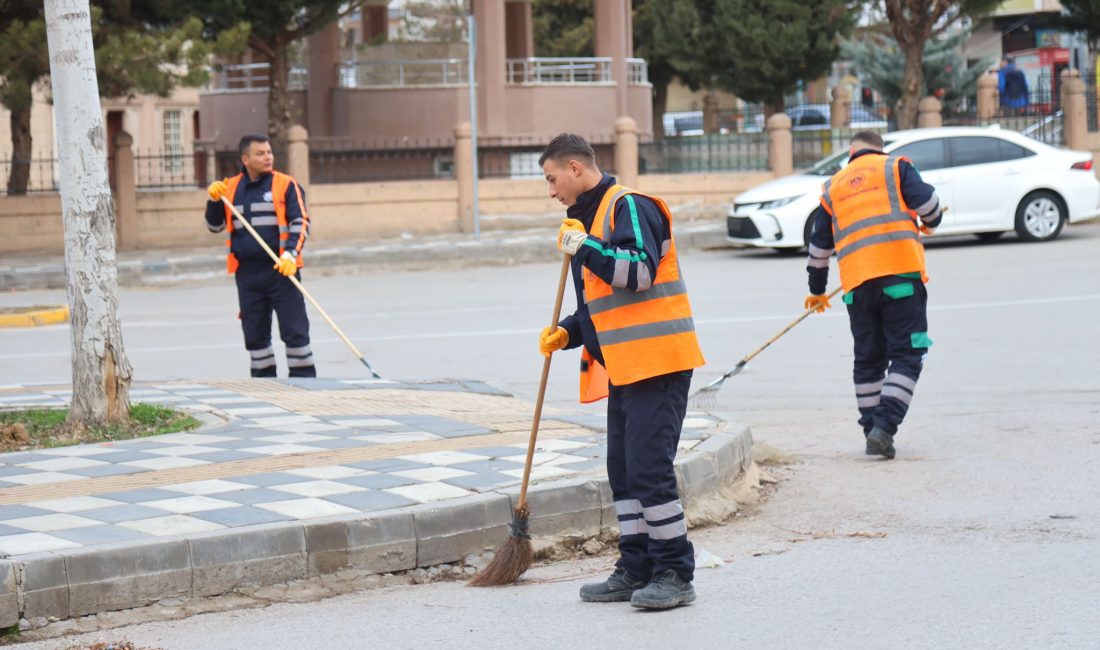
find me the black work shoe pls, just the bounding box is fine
[579,568,646,602]
[629,570,696,609]
[865,427,896,459]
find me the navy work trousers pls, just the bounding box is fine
[846,276,930,436]
[606,369,694,583]
[235,259,316,378]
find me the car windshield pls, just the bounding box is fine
[807,138,896,176]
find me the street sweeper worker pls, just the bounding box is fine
[537,133,705,610]
[204,134,316,378]
[804,129,942,460]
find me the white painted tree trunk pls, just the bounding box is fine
[45,0,132,426]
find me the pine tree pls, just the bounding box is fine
[634,0,702,140]
[532,0,593,57]
[1056,0,1100,42]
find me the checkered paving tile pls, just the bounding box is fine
[0,380,723,557]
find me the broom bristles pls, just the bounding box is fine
[468,506,534,587]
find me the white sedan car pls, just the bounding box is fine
[726,126,1100,250]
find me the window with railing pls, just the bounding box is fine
[506,57,612,84]
[162,110,183,174]
[337,59,468,88]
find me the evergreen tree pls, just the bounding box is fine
[532,0,593,57]
[693,0,857,115]
[634,0,702,140]
[842,30,994,117]
[1056,0,1100,42]
[0,2,245,194]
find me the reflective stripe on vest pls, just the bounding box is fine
[824,155,927,292]
[222,171,305,274]
[580,184,705,389]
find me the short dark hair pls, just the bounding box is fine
[850,130,884,150]
[239,134,270,156]
[1005,56,1015,65]
[538,133,596,168]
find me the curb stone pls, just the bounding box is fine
[2,418,751,628]
[0,306,69,329]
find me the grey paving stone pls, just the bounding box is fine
[51,525,152,546]
[389,415,489,438]
[0,465,37,477]
[322,490,417,513]
[448,459,527,474]
[70,450,162,463]
[65,538,192,616]
[190,450,266,463]
[442,472,519,491]
[97,488,191,504]
[553,458,607,474]
[551,414,608,430]
[234,472,313,488]
[78,504,169,524]
[0,524,27,536]
[346,459,431,473]
[459,446,538,459]
[212,488,296,506]
[334,473,417,490]
[302,438,366,450]
[190,524,306,596]
[65,464,146,478]
[190,506,293,527]
[0,452,55,464]
[557,445,607,459]
[0,505,52,520]
[200,438,275,449]
[278,378,358,391]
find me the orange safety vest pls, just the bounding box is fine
[222,171,307,274]
[820,154,927,293]
[578,184,705,402]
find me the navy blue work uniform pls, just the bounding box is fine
[559,173,695,583]
[205,169,315,378]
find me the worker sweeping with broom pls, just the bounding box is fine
[536,133,705,609]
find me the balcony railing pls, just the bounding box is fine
[506,57,613,85]
[626,58,648,85]
[209,63,308,92]
[337,59,469,89]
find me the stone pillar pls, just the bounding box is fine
[455,122,475,233]
[473,0,508,135]
[307,21,340,138]
[830,86,851,129]
[917,96,943,128]
[287,125,310,188]
[614,116,639,188]
[703,92,720,134]
[505,0,534,59]
[1061,69,1087,151]
[767,113,793,178]
[595,0,631,118]
[977,72,998,122]
[113,131,138,251]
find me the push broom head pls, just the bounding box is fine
[468,504,534,587]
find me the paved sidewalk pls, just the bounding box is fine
[0,217,729,291]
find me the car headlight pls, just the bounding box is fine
[758,195,804,210]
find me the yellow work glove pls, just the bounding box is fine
[539,326,569,358]
[274,251,297,277]
[804,293,832,313]
[557,218,588,255]
[207,178,228,202]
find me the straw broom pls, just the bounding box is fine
[469,254,572,587]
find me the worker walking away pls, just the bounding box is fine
[538,134,705,609]
[205,134,316,378]
[804,130,943,459]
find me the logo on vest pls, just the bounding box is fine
[263,191,273,202]
[847,174,866,190]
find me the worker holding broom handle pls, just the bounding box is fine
[538,134,705,610]
[205,134,316,378]
[804,130,942,460]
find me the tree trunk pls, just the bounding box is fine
[651,80,668,142]
[44,0,132,427]
[6,100,32,196]
[765,97,785,119]
[896,43,924,131]
[267,45,291,158]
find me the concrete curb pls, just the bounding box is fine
[0,306,69,329]
[0,419,751,629]
[0,223,731,292]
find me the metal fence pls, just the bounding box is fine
[639,133,769,174]
[476,135,615,179]
[0,157,59,195]
[337,59,468,89]
[134,149,210,190]
[943,86,1064,145]
[210,63,308,92]
[792,130,860,170]
[309,139,454,183]
[506,57,612,85]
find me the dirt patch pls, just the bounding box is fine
[0,423,30,450]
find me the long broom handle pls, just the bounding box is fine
[736,286,844,368]
[517,254,572,510]
[220,196,378,375]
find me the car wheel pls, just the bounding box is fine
[974,232,1004,242]
[1014,191,1066,242]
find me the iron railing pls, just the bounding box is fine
[476,135,614,178]
[337,59,468,89]
[209,63,308,92]
[309,139,454,183]
[0,157,60,195]
[626,58,649,85]
[506,57,612,84]
[639,134,769,174]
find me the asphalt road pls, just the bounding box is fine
[4,222,1100,649]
